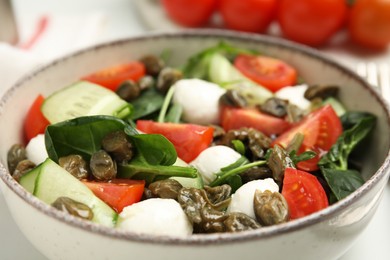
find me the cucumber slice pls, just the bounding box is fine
[208,53,273,105]
[171,158,204,189]
[41,81,132,124]
[32,158,117,227]
[19,164,42,194]
[323,97,346,116]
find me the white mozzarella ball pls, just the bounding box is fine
[173,79,226,125]
[117,198,193,237]
[190,145,241,185]
[227,178,279,219]
[25,134,48,165]
[275,84,310,110]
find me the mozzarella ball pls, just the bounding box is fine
[190,145,241,185]
[227,178,279,219]
[173,79,226,125]
[116,198,193,237]
[275,84,310,110]
[25,134,48,165]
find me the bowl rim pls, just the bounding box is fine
[1,29,390,245]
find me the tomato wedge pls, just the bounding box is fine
[272,105,342,171]
[220,106,291,137]
[234,54,297,92]
[136,120,214,163]
[82,62,146,91]
[282,168,329,219]
[24,95,50,142]
[83,179,145,213]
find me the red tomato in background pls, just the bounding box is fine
[234,54,297,92]
[161,0,217,27]
[277,0,348,46]
[348,0,390,50]
[219,0,278,33]
[272,105,342,172]
[136,120,214,163]
[282,168,329,219]
[82,62,145,91]
[83,179,145,213]
[220,106,291,137]
[24,95,50,142]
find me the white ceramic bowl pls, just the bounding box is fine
[1,30,389,260]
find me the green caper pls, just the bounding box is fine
[204,185,231,205]
[156,67,182,94]
[116,80,141,101]
[13,159,36,182]
[7,144,27,174]
[59,154,89,180]
[253,190,289,226]
[240,166,273,183]
[101,130,134,163]
[267,145,294,184]
[138,75,155,91]
[224,212,261,232]
[90,150,117,181]
[304,85,339,100]
[219,89,247,108]
[148,179,183,199]
[140,55,165,77]
[52,196,94,220]
[286,104,305,123]
[259,97,289,118]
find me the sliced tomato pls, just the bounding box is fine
[272,105,342,171]
[83,179,145,213]
[220,106,291,137]
[24,95,50,142]
[282,167,329,219]
[234,54,297,92]
[82,62,146,91]
[136,120,214,163]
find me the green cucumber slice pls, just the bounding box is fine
[41,81,132,124]
[19,164,42,194]
[208,53,273,105]
[323,97,346,116]
[32,158,117,227]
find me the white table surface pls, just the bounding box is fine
[1,0,389,259]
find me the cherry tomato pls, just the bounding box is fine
[24,95,50,142]
[136,120,214,163]
[220,106,291,137]
[219,0,278,33]
[82,62,145,91]
[348,0,390,50]
[282,167,329,220]
[83,179,145,213]
[272,105,342,172]
[277,0,348,46]
[161,0,217,27]
[234,54,297,92]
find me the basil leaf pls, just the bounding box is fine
[321,168,365,201]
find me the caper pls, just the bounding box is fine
[7,144,27,174]
[13,160,35,182]
[224,212,261,232]
[259,97,289,118]
[116,80,141,101]
[52,196,94,220]
[204,185,231,205]
[58,155,89,180]
[101,130,134,163]
[148,179,183,199]
[138,75,155,91]
[267,145,294,184]
[254,190,289,226]
[140,55,165,77]
[90,150,117,181]
[304,85,339,100]
[156,67,182,94]
[286,104,305,123]
[240,166,273,183]
[219,89,247,108]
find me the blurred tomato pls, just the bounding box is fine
[219,0,278,33]
[161,0,217,27]
[348,0,390,50]
[277,0,348,46]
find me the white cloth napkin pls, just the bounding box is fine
[0,12,107,97]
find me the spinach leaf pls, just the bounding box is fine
[209,156,266,187]
[340,111,375,130]
[130,88,165,120]
[321,168,365,201]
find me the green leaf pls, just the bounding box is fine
[321,168,365,201]
[165,103,183,123]
[340,111,375,130]
[130,88,165,120]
